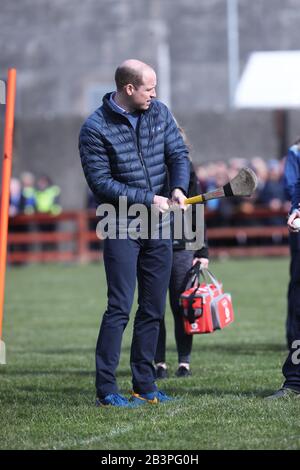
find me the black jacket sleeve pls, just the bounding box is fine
[189,163,209,259]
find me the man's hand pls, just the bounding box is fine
[287,210,300,232]
[170,188,187,210]
[153,195,171,213]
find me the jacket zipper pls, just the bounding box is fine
[132,118,153,191]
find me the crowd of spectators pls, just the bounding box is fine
[8,173,62,258]
[9,171,62,217]
[9,172,61,217]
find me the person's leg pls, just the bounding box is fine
[288,258,300,347]
[130,238,172,394]
[283,247,300,392]
[169,250,194,365]
[154,318,168,379]
[282,345,300,393]
[281,235,300,393]
[266,236,300,399]
[287,237,300,348]
[96,237,139,399]
[154,318,167,364]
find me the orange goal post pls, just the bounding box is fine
[0,68,17,364]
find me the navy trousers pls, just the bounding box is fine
[96,237,172,398]
[286,234,300,347]
[282,233,300,391]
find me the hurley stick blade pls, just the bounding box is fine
[226,167,258,197]
[185,167,258,204]
[0,339,6,364]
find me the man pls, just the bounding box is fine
[267,141,300,399]
[79,59,190,407]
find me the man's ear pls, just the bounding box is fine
[125,84,135,96]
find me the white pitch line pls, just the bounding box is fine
[55,424,135,450]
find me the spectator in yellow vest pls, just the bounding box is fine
[35,175,62,252]
[35,175,62,215]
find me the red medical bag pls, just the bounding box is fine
[180,263,234,335]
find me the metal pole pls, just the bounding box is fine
[157,34,171,109]
[151,0,171,109]
[227,0,240,107]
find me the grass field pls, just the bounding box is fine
[0,257,300,450]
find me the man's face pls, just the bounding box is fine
[130,70,157,111]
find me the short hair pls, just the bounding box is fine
[115,65,144,91]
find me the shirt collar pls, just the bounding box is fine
[110,92,127,113]
[110,92,139,116]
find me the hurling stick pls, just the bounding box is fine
[184,167,258,205]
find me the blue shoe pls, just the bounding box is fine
[96,393,134,408]
[130,390,173,406]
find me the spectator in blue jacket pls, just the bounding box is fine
[79,59,190,407]
[20,172,36,215]
[257,159,286,225]
[267,140,300,399]
[9,177,22,216]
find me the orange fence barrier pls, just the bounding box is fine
[6,208,290,264]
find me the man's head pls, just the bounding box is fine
[114,59,157,112]
[37,175,52,191]
[20,171,35,188]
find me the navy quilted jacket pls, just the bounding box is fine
[284,144,300,211]
[79,93,190,208]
